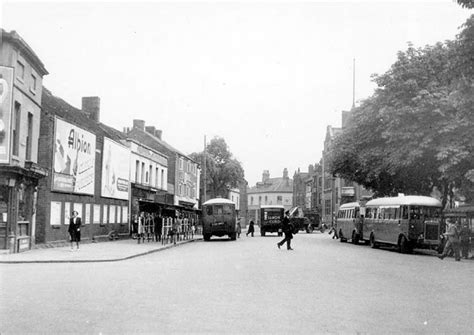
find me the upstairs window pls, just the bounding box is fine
[16,61,25,80]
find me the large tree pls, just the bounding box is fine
[329,15,474,207]
[190,137,245,200]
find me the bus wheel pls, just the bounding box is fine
[203,234,211,241]
[352,231,359,245]
[369,234,378,249]
[306,226,314,234]
[260,229,265,237]
[398,235,411,254]
[229,233,237,241]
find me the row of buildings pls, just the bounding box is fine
[0,30,202,253]
[246,112,372,226]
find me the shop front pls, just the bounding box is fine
[0,163,48,252]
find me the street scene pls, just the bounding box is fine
[1,1,474,334]
[1,230,473,334]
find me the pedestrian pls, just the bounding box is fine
[68,210,81,251]
[329,224,339,239]
[277,211,294,250]
[137,212,145,244]
[191,221,196,238]
[236,219,242,238]
[154,213,163,242]
[439,218,461,261]
[459,221,471,259]
[246,220,255,237]
[132,214,138,239]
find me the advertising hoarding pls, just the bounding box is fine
[101,137,130,200]
[0,66,13,163]
[53,117,96,194]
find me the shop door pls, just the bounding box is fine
[0,186,8,249]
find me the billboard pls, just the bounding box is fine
[53,117,96,194]
[101,137,130,200]
[0,66,13,163]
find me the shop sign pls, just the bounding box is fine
[0,66,13,164]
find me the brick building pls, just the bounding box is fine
[0,29,49,252]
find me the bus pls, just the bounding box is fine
[259,205,284,236]
[336,201,365,244]
[202,198,237,241]
[364,195,442,253]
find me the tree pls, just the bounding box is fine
[457,0,474,9]
[329,15,474,207]
[190,137,245,200]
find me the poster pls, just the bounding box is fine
[64,202,71,225]
[50,201,61,226]
[102,204,108,224]
[101,137,130,200]
[110,205,116,223]
[93,204,101,224]
[0,66,13,163]
[122,206,128,224]
[73,203,83,219]
[85,204,91,224]
[53,117,96,195]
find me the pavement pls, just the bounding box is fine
[0,235,203,264]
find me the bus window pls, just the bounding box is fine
[223,205,233,215]
[402,206,409,219]
[215,205,223,215]
[355,208,360,218]
[206,206,213,216]
[410,206,421,220]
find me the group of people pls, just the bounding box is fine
[131,212,197,245]
[438,218,471,261]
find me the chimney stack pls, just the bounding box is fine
[133,119,145,131]
[82,97,100,122]
[145,126,155,135]
[262,170,270,182]
[154,129,162,140]
[283,168,288,179]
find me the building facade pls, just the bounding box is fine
[247,169,293,224]
[0,30,49,252]
[35,90,130,247]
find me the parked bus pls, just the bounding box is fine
[259,205,284,236]
[336,201,365,244]
[364,195,442,253]
[202,198,237,241]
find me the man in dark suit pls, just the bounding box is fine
[68,210,82,251]
[277,211,294,250]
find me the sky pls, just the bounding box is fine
[1,1,472,186]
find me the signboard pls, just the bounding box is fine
[122,206,128,224]
[50,201,62,226]
[85,204,91,224]
[53,117,96,195]
[93,204,101,224]
[0,66,13,163]
[101,137,130,200]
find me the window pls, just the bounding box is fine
[277,196,282,205]
[16,61,25,80]
[148,165,152,184]
[161,170,164,189]
[155,168,159,187]
[135,160,140,182]
[141,162,145,184]
[250,197,253,205]
[265,195,268,204]
[31,74,37,92]
[12,102,21,156]
[259,196,262,205]
[26,112,33,160]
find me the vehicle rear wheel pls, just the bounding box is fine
[398,235,412,254]
[203,234,211,241]
[306,225,314,234]
[369,234,378,249]
[352,231,359,245]
[230,233,237,241]
[260,229,265,237]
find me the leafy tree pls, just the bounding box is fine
[190,137,245,200]
[329,15,474,207]
[457,0,474,9]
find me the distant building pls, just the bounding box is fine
[0,29,49,252]
[247,169,293,224]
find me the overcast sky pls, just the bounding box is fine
[1,1,471,186]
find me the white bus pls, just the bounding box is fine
[336,202,365,244]
[364,195,442,253]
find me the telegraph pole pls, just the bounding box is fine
[352,58,356,109]
[203,135,206,204]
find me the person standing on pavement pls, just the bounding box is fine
[246,220,255,237]
[459,221,471,259]
[277,211,294,250]
[154,213,163,242]
[137,212,145,244]
[439,218,461,261]
[68,210,81,251]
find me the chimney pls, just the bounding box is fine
[262,170,270,182]
[283,168,288,179]
[308,164,314,175]
[154,129,162,140]
[82,97,100,122]
[145,126,155,135]
[133,119,145,131]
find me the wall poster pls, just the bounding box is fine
[64,202,71,225]
[53,117,96,195]
[101,137,130,200]
[110,205,116,224]
[85,204,91,224]
[50,201,62,226]
[93,204,101,224]
[0,66,13,163]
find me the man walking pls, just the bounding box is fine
[277,211,294,250]
[439,218,461,261]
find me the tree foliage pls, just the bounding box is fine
[190,137,245,200]
[457,0,474,9]
[329,15,474,207]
